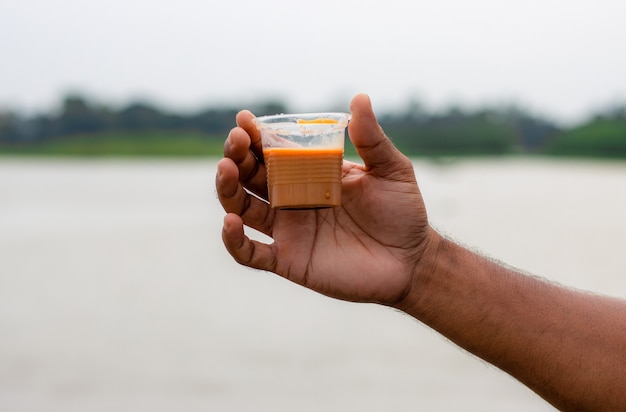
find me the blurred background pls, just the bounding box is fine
[1,0,625,411]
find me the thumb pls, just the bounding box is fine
[348,94,406,175]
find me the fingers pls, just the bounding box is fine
[235,110,264,163]
[216,158,274,237]
[348,94,410,178]
[224,123,268,199]
[222,213,277,272]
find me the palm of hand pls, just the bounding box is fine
[269,159,428,305]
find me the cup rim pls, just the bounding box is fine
[253,112,351,128]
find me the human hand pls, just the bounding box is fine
[216,94,433,306]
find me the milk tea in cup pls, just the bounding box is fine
[253,113,350,209]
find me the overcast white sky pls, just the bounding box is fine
[1,0,625,124]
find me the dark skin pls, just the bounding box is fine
[216,93,626,411]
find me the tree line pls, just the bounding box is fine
[1,94,625,157]
[0,95,286,143]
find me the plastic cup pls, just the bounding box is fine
[253,112,350,209]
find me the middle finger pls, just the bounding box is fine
[224,127,269,199]
[216,158,274,237]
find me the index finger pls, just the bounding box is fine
[236,110,264,164]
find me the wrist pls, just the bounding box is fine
[393,227,446,314]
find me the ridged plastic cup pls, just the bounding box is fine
[253,112,350,209]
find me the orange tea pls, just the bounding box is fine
[264,147,343,209]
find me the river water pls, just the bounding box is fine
[1,157,625,411]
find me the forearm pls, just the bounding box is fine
[397,229,626,411]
